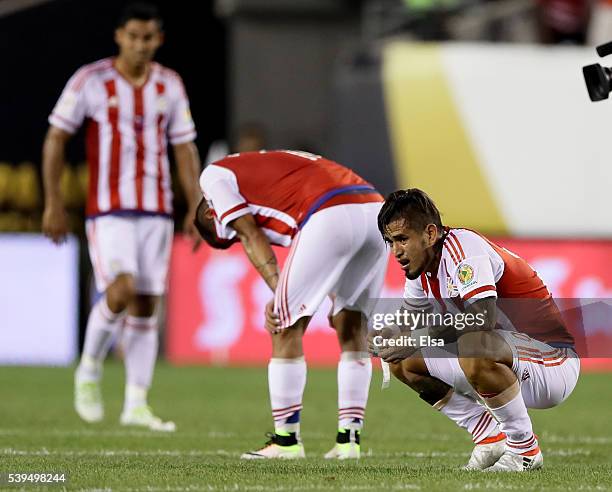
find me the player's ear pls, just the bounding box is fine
[114,27,123,46]
[425,223,438,247]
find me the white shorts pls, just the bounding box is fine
[274,202,388,328]
[85,215,174,295]
[422,330,580,409]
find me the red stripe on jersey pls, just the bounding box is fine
[104,80,122,209]
[85,119,100,216]
[445,236,462,264]
[517,350,563,361]
[428,276,442,300]
[220,203,249,222]
[134,86,145,210]
[155,82,166,213]
[443,243,459,265]
[254,214,295,236]
[448,231,466,260]
[516,346,560,356]
[463,285,497,301]
[420,273,429,295]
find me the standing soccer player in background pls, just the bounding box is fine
[42,2,201,431]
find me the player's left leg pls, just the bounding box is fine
[458,330,543,471]
[118,216,174,432]
[322,201,388,459]
[324,308,371,460]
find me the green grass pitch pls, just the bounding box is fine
[1,364,611,491]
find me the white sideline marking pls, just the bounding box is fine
[0,447,590,459]
[0,429,235,439]
[0,448,233,457]
[113,485,421,492]
[463,483,611,491]
[540,433,612,445]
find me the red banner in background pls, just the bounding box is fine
[166,237,612,370]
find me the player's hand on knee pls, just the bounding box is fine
[264,299,281,334]
[368,327,395,358]
[377,328,415,363]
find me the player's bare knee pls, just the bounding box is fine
[332,310,366,348]
[128,295,158,318]
[106,274,137,312]
[335,323,365,348]
[458,356,497,383]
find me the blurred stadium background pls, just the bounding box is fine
[1,0,612,489]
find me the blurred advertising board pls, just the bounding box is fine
[0,234,79,365]
[167,237,612,369]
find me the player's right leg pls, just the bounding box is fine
[240,317,309,459]
[390,351,505,470]
[75,217,137,423]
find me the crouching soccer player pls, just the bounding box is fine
[370,189,580,472]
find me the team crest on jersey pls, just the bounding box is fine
[457,263,475,286]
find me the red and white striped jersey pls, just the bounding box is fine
[404,227,574,346]
[49,57,197,217]
[199,150,383,247]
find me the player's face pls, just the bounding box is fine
[384,218,438,280]
[194,199,232,250]
[115,20,163,67]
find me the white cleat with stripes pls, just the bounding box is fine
[485,447,544,472]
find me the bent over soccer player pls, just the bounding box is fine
[370,189,579,472]
[195,150,388,459]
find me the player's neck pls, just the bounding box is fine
[424,235,444,277]
[114,57,151,87]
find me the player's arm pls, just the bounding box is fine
[229,213,280,292]
[173,141,202,251]
[42,126,72,244]
[463,296,497,331]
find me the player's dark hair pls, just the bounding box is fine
[117,2,163,30]
[194,197,232,250]
[377,188,443,237]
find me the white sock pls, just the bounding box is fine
[124,384,148,413]
[435,390,500,443]
[122,316,159,412]
[269,357,306,435]
[76,296,124,382]
[337,351,371,430]
[482,382,538,454]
